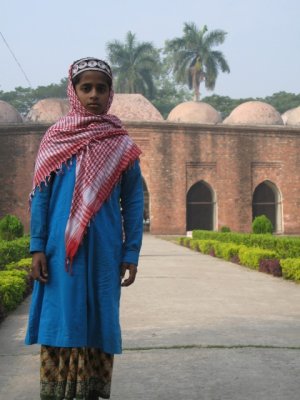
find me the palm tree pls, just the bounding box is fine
[106,31,160,98]
[165,23,230,101]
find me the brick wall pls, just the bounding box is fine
[1,122,300,234]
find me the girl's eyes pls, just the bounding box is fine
[80,84,108,93]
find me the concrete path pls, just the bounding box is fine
[0,234,300,399]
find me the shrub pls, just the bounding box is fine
[178,237,185,245]
[0,215,24,241]
[0,270,27,312]
[6,257,32,272]
[252,215,273,234]
[220,226,231,232]
[259,259,282,277]
[238,247,277,270]
[214,242,241,261]
[183,237,191,247]
[280,258,300,282]
[190,240,200,251]
[192,230,300,259]
[0,236,30,269]
[5,258,33,296]
[197,240,218,255]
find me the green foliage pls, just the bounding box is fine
[213,242,241,261]
[0,215,24,241]
[5,257,32,272]
[280,258,300,281]
[107,31,160,98]
[165,22,230,99]
[183,237,191,247]
[189,240,200,251]
[238,247,277,270]
[197,240,218,254]
[192,230,300,259]
[263,91,300,114]
[0,236,30,269]
[202,94,253,119]
[151,72,192,118]
[0,270,27,312]
[252,215,273,234]
[220,226,231,233]
[0,78,68,116]
[202,92,300,119]
[0,256,33,321]
[181,231,300,282]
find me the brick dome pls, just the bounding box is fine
[26,98,70,123]
[167,101,221,124]
[110,94,163,121]
[282,106,300,126]
[0,100,23,123]
[223,101,283,125]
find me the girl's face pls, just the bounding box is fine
[74,70,111,115]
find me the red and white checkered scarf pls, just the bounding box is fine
[32,66,141,267]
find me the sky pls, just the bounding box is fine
[1,0,300,99]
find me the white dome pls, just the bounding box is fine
[110,94,163,121]
[26,98,69,123]
[282,106,300,126]
[0,100,23,123]
[223,101,283,125]
[167,101,221,124]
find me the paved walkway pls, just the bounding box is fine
[0,234,300,399]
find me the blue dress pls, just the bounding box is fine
[25,158,143,354]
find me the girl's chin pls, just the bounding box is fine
[87,106,103,115]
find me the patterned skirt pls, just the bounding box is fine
[40,345,114,400]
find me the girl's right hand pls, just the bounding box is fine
[31,252,48,284]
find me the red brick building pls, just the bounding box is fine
[1,97,300,235]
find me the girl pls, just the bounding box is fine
[25,57,144,399]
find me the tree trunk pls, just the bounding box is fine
[192,72,200,101]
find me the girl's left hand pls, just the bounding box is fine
[120,263,137,287]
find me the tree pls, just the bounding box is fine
[262,91,300,114]
[202,94,253,118]
[165,22,230,101]
[106,31,160,98]
[149,59,192,118]
[0,78,68,116]
[152,76,192,119]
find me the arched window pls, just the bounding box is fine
[186,181,215,231]
[143,178,150,231]
[252,181,282,233]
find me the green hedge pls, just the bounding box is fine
[196,240,218,254]
[179,233,300,282]
[188,238,277,270]
[213,242,241,261]
[0,214,24,241]
[238,247,277,270]
[280,258,300,281]
[192,230,300,258]
[6,257,32,272]
[0,255,33,322]
[190,240,199,251]
[0,236,30,269]
[0,270,27,312]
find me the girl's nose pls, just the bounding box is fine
[90,87,98,98]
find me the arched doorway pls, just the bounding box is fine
[143,178,150,231]
[252,181,282,233]
[186,181,215,231]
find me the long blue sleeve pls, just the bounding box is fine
[120,160,144,266]
[30,180,53,253]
